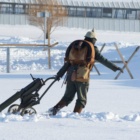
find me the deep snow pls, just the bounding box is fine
[0,25,140,140]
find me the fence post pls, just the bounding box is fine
[6,47,10,73]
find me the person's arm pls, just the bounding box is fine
[94,46,122,72]
[56,62,71,80]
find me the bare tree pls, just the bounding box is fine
[27,0,67,69]
[28,0,67,39]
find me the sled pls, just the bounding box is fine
[0,74,56,116]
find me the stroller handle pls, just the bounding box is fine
[44,77,56,83]
[30,74,56,83]
[39,76,57,101]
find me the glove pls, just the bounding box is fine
[55,75,60,81]
[117,67,123,73]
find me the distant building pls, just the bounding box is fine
[0,0,140,32]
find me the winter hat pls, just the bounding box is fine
[85,29,97,39]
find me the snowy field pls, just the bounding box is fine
[80,0,140,1]
[0,25,140,140]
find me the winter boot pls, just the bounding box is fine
[73,104,83,114]
[48,100,66,116]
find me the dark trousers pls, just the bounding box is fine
[60,80,89,108]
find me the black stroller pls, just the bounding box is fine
[0,74,56,116]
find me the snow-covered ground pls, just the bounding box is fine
[71,0,140,2]
[0,25,140,140]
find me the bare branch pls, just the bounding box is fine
[27,0,68,39]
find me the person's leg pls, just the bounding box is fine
[73,82,89,113]
[48,81,76,115]
[61,81,77,105]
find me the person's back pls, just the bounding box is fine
[64,39,95,82]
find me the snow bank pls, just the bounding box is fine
[1,111,140,123]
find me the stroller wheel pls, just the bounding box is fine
[8,104,21,114]
[20,107,37,116]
